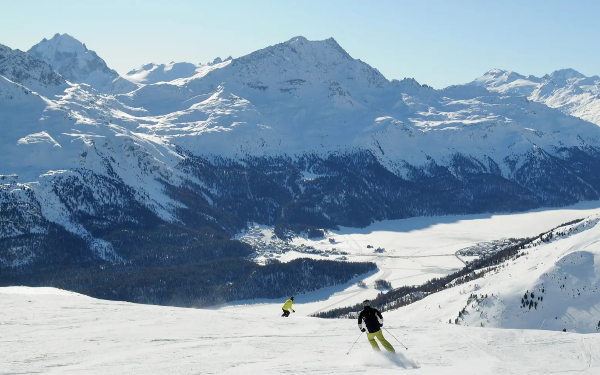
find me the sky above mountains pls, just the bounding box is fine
[2,0,599,89]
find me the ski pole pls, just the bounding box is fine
[383,327,408,350]
[346,331,364,355]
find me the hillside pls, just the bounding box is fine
[391,214,600,333]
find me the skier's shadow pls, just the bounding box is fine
[360,351,420,369]
[383,351,420,369]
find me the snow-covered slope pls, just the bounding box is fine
[1,286,599,374]
[471,68,600,125]
[395,214,600,333]
[0,74,184,261]
[125,59,234,84]
[28,34,138,94]
[125,62,203,84]
[119,37,600,163]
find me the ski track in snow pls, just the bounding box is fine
[1,287,600,374]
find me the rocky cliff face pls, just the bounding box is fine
[28,33,137,94]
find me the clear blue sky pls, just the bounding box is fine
[2,0,599,88]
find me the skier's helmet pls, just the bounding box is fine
[290,296,295,301]
[363,299,370,307]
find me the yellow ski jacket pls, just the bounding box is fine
[282,299,294,311]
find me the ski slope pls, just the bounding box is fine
[4,206,600,374]
[1,286,599,374]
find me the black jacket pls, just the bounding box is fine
[358,306,383,333]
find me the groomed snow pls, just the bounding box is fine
[1,286,599,374]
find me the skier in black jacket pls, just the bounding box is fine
[357,300,395,352]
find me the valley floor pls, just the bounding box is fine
[227,201,600,316]
[1,287,599,374]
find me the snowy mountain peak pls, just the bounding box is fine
[28,34,137,94]
[544,68,586,82]
[206,56,232,66]
[468,67,600,125]
[472,69,534,88]
[286,35,308,43]
[486,68,507,75]
[391,77,432,93]
[482,68,512,78]
[216,36,388,96]
[234,36,354,68]
[28,33,102,78]
[44,33,89,54]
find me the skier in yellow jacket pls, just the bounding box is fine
[281,296,295,317]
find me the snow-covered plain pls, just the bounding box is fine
[229,201,600,316]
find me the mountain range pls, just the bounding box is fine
[470,67,600,126]
[2,33,600,306]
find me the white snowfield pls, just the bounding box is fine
[1,286,599,374]
[125,58,232,85]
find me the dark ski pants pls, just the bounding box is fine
[282,309,291,317]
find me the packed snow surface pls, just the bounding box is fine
[2,286,599,374]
